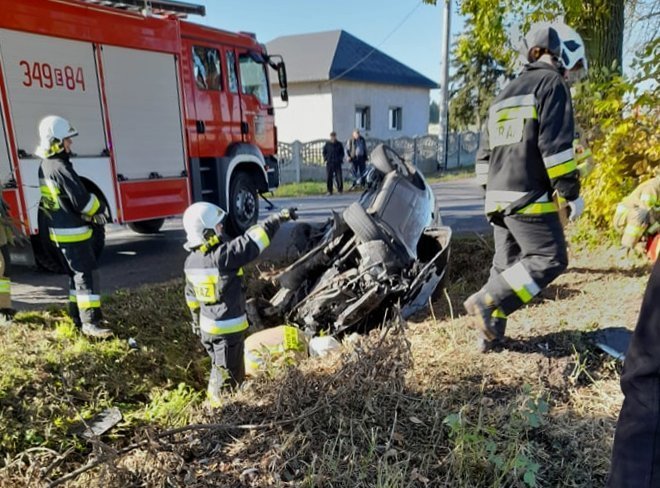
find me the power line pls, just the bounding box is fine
[325,0,424,84]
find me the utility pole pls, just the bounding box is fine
[438,0,451,170]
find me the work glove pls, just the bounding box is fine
[90,214,108,225]
[567,196,585,222]
[279,207,298,221]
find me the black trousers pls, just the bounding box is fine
[59,241,102,326]
[482,213,568,316]
[201,331,246,391]
[351,158,367,181]
[607,261,660,487]
[326,161,343,194]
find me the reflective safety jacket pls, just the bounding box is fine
[476,61,580,215]
[39,154,104,244]
[184,215,282,336]
[614,177,660,248]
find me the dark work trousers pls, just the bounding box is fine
[326,161,344,194]
[201,331,246,392]
[607,261,660,488]
[351,158,367,182]
[482,213,568,316]
[59,240,102,326]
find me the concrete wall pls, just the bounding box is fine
[331,80,430,140]
[272,80,431,143]
[272,82,333,142]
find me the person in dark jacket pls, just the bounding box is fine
[607,261,660,487]
[37,116,111,338]
[464,23,585,352]
[346,129,368,183]
[183,202,298,404]
[323,131,344,195]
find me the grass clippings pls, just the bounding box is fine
[0,233,653,487]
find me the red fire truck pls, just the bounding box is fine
[0,0,287,271]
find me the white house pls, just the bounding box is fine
[267,30,437,143]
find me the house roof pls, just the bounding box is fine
[266,30,437,89]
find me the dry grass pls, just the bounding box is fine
[0,233,652,487]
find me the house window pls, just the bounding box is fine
[192,46,222,90]
[355,106,371,131]
[389,107,402,131]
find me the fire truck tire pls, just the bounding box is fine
[128,218,165,234]
[227,171,258,236]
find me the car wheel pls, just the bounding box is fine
[128,218,165,234]
[227,171,258,236]
[343,202,383,243]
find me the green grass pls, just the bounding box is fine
[273,167,476,198]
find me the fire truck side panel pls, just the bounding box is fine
[100,45,187,181]
[0,97,11,184]
[119,178,189,222]
[18,157,117,234]
[0,29,107,157]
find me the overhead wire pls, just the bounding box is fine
[325,0,424,84]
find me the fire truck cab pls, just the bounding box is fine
[0,0,287,271]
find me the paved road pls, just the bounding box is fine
[12,178,488,309]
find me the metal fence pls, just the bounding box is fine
[277,132,480,184]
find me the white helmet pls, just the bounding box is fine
[521,22,562,63]
[183,202,227,248]
[554,23,588,73]
[36,115,78,158]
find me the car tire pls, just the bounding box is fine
[227,171,258,236]
[128,218,165,234]
[343,202,383,243]
[370,145,397,174]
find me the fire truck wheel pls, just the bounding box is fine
[227,171,258,236]
[128,218,165,234]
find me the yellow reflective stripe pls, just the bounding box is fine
[77,294,101,309]
[49,226,93,243]
[496,105,537,121]
[82,194,101,216]
[641,193,657,207]
[624,224,645,237]
[200,314,249,335]
[237,267,244,277]
[492,308,507,319]
[185,268,220,303]
[547,159,577,179]
[615,204,629,217]
[186,299,200,310]
[518,201,558,215]
[0,278,10,294]
[501,262,540,304]
[246,225,270,252]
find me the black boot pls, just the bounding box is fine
[464,291,498,341]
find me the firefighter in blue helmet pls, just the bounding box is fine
[182,202,297,404]
[464,23,585,352]
[37,116,111,338]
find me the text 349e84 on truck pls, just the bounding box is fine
[0,0,288,271]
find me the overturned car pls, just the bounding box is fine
[260,144,452,335]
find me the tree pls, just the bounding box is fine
[429,100,440,124]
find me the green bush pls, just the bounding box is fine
[574,39,659,230]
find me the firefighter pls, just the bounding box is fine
[465,23,584,352]
[37,116,112,339]
[613,171,660,259]
[183,202,298,403]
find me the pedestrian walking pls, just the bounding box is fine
[323,131,344,195]
[37,116,112,338]
[346,129,368,184]
[464,23,584,352]
[182,202,298,404]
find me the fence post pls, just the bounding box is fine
[292,140,302,183]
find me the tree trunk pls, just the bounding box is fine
[571,0,625,73]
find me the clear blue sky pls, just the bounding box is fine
[194,0,464,101]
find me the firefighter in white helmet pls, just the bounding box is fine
[37,115,112,338]
[555,23,594,178]
[183,201,297,404]
[466,23,584,352]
